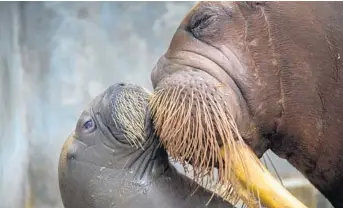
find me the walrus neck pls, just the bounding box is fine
[122,132,170,183]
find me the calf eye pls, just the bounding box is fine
[83,118,96,133]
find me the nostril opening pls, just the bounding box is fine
[66,142,78,160]
[67,152,76,160]
[118,83,125,87]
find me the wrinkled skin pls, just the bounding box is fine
[151,1,343,207]
[58,83,233,208]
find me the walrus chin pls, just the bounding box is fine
[149,64,307,208]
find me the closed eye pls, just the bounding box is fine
[187,7,221,40]
[188,12,215,39]
[190,13,213,31]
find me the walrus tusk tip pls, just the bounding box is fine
[220,144,308,208]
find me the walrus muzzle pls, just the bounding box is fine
[149,69,307,208]
[150,72,308,208]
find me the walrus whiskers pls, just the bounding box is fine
[149,86,260,207]
[111,88,149,148]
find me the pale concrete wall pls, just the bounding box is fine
[0,2,331,208]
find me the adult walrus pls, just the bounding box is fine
[58,83,234,208]
[148,1,343,208]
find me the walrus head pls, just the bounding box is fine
[149,2,308,207]
[58,83,169,207]
[59,83,151,170]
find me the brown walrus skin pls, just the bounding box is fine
[58,83,234,208]
[149,1,343,207]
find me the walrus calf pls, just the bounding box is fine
[149,1,343,208]
[58,83,233,208]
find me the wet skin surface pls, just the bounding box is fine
[58,83,233,208]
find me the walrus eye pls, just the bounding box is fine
[83,118,96,133]
[190,14,212,30]
[188,10,218,39]
[188,13,213,37]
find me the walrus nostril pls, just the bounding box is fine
[66,141,78,160]
[118,83,125,87]
[67,153,76,160]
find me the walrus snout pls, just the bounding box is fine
[150,56,267,162]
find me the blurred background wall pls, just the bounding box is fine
[0,2,333,208]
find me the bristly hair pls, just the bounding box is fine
[111,86,150,149]
[149,85,262,207]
